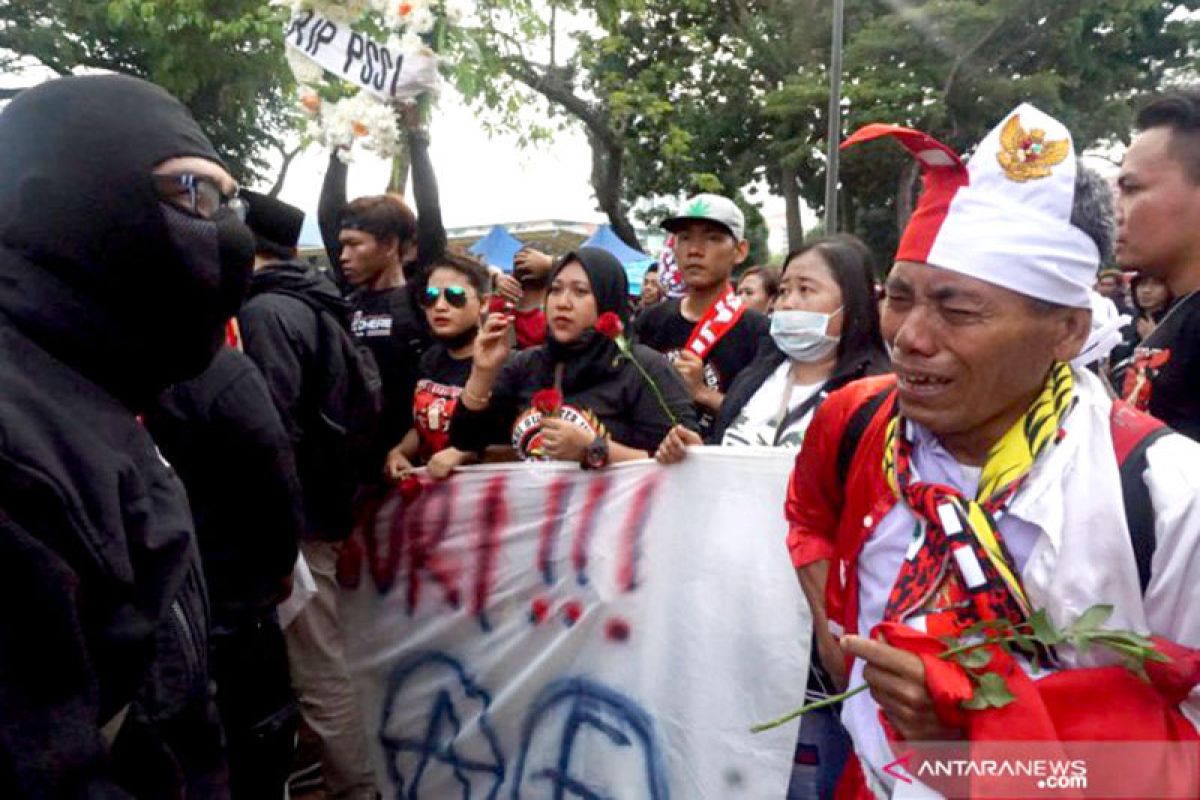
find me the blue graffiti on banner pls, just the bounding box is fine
[511,678,669,800]
[380,652,505,799]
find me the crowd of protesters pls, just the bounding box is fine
[2,70,1200,800]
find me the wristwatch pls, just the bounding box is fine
[581,435,610,470]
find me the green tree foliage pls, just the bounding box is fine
[578,0,1198,259]
[0,0,295,182]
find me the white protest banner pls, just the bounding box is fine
[284,9,439,100]
[340,448,812,798]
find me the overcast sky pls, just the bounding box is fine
[270,84,801,255]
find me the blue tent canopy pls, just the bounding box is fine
[469,225,525,273]
[580,224,656,294]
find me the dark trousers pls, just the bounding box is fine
[211,614,299,800]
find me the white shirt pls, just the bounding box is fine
[843,368,1200,797]
[721,361,821,448]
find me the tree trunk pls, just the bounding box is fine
[387,140,412,197]
[780,160,803,252]
[587,128,641,250]
[267,144,303,198]
[895,159,920,231]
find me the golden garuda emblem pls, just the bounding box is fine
[995,114,1069,182]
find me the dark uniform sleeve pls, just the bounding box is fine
[0,507,133,798]
[449,356,523,453]
[318,151,349,287]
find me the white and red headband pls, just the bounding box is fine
[843,103,1098,309]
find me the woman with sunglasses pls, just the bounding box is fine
[384,253,491,480]
[450,248,698,468]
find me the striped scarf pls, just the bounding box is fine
[883,362,1074,634]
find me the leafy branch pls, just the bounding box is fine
[752,604,1169,733]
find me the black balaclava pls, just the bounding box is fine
[545,246,632,392]
[0,74,255,407]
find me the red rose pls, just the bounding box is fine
[594,311,624,340]
[398,475,424,503]
[488,296,514,315]
[531,388,563,417]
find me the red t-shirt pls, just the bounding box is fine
[514,307,547,350]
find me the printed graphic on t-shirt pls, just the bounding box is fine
[413,378,462,457]
[1122,346,1172,412]
[350,310,393,339]
[511,404,606,461]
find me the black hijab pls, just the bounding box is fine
[545,246,631,392]
[0,74,252,407]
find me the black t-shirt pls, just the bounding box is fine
[413,343,472,460]
[632,296,769,430]
[349,285,432,446]
[449,344,699,458]
[1124,291,1200,442]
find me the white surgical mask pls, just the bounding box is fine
[770,307,842,362]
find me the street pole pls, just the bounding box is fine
[824,0,845,234]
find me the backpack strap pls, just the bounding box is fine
[836,385,897,487]
[1110,400,1171,594]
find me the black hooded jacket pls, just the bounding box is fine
[239,261,369,539]
[451,248,698,456]
[0,75,252,796]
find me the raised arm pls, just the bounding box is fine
[407,126,446,272]
[317,150,349,286]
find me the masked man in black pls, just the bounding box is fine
[0,75,255,796]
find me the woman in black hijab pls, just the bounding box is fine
[450,247,697,466]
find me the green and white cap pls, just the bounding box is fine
[660,193,745,241]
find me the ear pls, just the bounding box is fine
[1052,307,1093,362]
[734,238,751,265]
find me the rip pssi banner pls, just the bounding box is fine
[285,9,439,100]
[340,449,811,798]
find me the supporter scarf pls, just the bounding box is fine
[684,288,747,361]
[883,362,1074,633]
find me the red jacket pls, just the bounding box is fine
[786,374,897,639]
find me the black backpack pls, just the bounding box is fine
[269,289,383,539]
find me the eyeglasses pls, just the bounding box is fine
[419,286,471,308]
[153,173,247,221]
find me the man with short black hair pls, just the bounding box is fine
[319,108,444,454]
[1116,87,1200,441]
[633,194,769,435]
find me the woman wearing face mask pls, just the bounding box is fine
[657,235,890,456]
[450,247,698,467]
[385,253,490,480]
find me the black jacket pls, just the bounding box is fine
[239,262,364,539]
[710,342,891,444]
[0,75,248,797]
[146,347,303,624]
[451,343,698,455]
